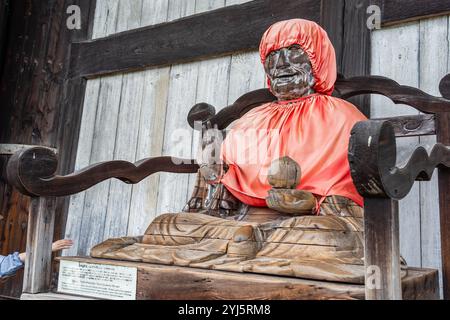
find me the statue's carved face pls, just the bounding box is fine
[264,44,316,101]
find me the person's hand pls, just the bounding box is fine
[19,252,26,263]
[52,239,73,252]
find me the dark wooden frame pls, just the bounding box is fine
[2,0,450,300]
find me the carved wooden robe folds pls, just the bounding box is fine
[91,203,371,283]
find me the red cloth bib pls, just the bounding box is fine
[220,19,367,207]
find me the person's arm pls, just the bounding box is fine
[0,253,24,278]
[17,239,74,263]
[0,240,73,279]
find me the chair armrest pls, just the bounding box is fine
[349,120,450,200]
[349,119,450,300]
[6,146,198,197]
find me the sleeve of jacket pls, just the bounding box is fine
[0,252,24,277]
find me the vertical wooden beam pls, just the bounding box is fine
[53,0,97,251]
[0,0,9,77]
[320,0,345,74]
[22,197,56,294]
[364,198,402,300]
[437,111,450,299]
[342,0,371,117]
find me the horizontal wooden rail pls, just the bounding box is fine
[68,0,450,79]
[6,147,199,197]
[69,0,321,79]
[374,114,436,137]
[377,0,450,26]
[188,75,450,135]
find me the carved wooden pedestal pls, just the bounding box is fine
[52,257,439,300]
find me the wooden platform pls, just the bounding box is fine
[51,257,440,300]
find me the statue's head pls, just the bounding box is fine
[263,44,315,101]
[260,19,337,101]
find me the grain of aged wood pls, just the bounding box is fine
[0,144,57,156]
[55,257,439,300]
[371,21,423,288]
[334,75,450,114]
[348,120,450,199]
[345,71,450,299]
[66,0,365,261]
[0,0,9,77]
[6,147,198,197]
[320,0,344,73]
[418,17,447,290]
[374,114,436,137]
[376,0,450,26]
[0,0,97,299]
[363,199,402,300]
[437,111,450,299]
[23,197,56,294]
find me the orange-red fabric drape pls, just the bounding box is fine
[220,19,367,208]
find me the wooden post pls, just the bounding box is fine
[364,198,402,300]
[437,112,450,299]
[22,197,56,294]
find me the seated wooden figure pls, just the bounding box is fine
[90,19,406,284]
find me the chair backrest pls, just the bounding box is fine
[188,74,450,138]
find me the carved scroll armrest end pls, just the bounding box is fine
[6,146,58,197]
[6,146,199,197]
[349,120,450,201]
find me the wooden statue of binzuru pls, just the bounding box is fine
[91,19,407,283]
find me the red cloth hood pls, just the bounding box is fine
[259,19,337,96]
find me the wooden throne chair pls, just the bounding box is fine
[5,73,450,300]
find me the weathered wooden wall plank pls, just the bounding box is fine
[226,0,266,104]
[418,16,449,297]
[371,16,450,298]
[22,197,56,294]
[127,68,170,236]
[65,0,122,257]
[156,1,200,215]
[378,0,450,26]
[127,0,171,236]
[371,22,422,269]
[77,76,123,254]
[103,0,145,240]
[64,80,100,256]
